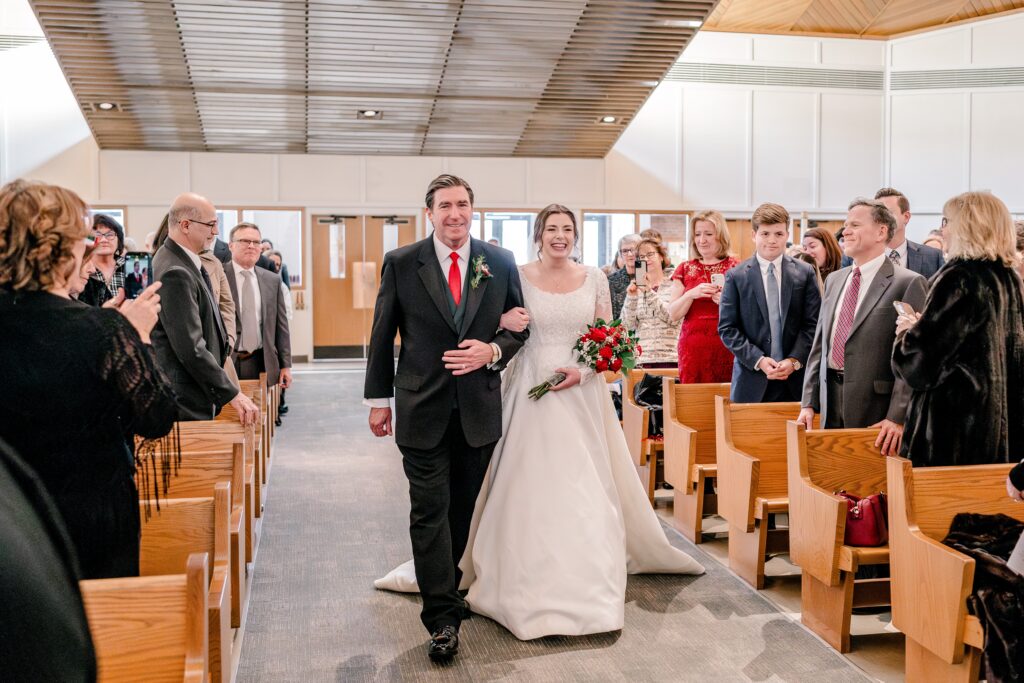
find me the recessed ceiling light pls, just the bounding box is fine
[662,19,703,28]
[357,109,382,119]
[96,101,117,111]
[600,115,618,124]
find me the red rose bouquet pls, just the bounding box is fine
[528,318,641,400]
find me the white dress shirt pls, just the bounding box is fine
[233,263,263,331]
[180,243,203,271]
[755,253,785,319]
[887,238,908,266]
[434,232,471,287]
[828,251,886,369]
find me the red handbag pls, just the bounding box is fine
[837,491,888,547]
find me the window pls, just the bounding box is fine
[241,209,305,289]
[581,212,636,268]
[483,211,536,264]
[89,207,126,229]
[639,213,689,268]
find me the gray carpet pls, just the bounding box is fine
[236,370,869,682]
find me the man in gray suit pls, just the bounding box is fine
[225,222,293,391]
[151,193,259,426]
[840,188,944,279]
[797,198,927,456]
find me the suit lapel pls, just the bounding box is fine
[460,240,488,339]
[417,238,458,335]
[905,240,920,273]
[746,258,770,325]
[820,268,850,360]
[849,258,894,340]
[257,269,275,345]
[225,261,240,303]
[781,256,796,325]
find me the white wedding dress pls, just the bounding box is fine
[375,265,703,640]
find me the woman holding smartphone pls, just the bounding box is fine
[622,237,679,368]
[667,210,738,383]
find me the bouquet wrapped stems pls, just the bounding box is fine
[527,372,566,400]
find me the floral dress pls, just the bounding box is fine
[672,256,738,384]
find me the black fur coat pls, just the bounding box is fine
[893,259,1024,467]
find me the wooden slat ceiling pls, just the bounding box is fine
[30,0,719,157]
[703,0,1024,38]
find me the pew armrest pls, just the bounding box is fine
[717,445,759,532]
[789,477,847,587]
[621,393,648,466]
[664,416,697,489]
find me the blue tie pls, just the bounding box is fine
[766,263,783,361]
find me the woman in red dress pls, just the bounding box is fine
[667,210,738,384]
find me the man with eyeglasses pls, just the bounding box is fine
[606,233,643,320]
[225,222,292,403]
[151,192,259,426]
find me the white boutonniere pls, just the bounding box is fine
[470,254,493,289]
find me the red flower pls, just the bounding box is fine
[590,329,607,342]
[599,346,614,359]
[611,358,623,372]
[636,345,643,356]
[596,359,609,372]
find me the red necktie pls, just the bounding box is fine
[448,252,461,306]
[830,267,861,370]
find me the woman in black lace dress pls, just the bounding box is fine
[0,179,179,579]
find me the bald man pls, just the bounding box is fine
[151,193,258,425]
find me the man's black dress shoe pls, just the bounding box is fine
[428,625,459,663]
[278,404,289,415]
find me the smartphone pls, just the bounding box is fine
[123,251,152,299]
[711,273,725,288]
[634,258,648,288]
[893,300,916,317]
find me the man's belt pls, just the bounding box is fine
[237,348,262,361]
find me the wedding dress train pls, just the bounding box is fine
[375,266,703,640]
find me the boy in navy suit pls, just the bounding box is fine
[718,203,821,402]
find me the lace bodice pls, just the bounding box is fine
[515,266,611,384]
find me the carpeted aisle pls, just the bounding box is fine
[236,369,869,682]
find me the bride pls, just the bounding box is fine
[376,204,703,640]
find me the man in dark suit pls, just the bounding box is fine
[151,193,258,426]
[364,175,528,662]
[840,188,944,278]
[797,198,928,455]
[718,203,821,403]
[225,222,293,392]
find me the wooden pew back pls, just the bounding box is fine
[716,397,806,528]
[666,380,731,468]
[887,456,1023,667]
[787,422,885,586]
[81,553,208,683]
[622,368,677,466]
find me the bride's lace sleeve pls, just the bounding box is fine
[594,268,613,322]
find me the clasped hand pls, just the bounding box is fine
[442,339,493,376]
[759,357,795,380]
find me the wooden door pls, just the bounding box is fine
[726,219,755,261]
[312,215,416,359]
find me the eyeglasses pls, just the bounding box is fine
[940,217,949,228]
[233,238,262,247]
[620,247,636,256]
[92,230,118,241]
[188,218,218,229]
[637,252,661,261]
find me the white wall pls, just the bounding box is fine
[887,13,1024,234]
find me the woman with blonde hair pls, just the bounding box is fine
[0,179,179,579]
[893,191,1024,467]
[666,210,738,382]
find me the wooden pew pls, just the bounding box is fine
[221,383,265,524]
[663,379,731,543]
[715,396,815,588]
[622,368,678,502]
[156,423,247,629]
[140,483,232,683]
[786,422,890,652]
[81,552,208,683]
[887,456,1023,682]
[238,379,270,509]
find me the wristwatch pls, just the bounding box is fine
[787,358,802,371]
[490,342,501,365]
